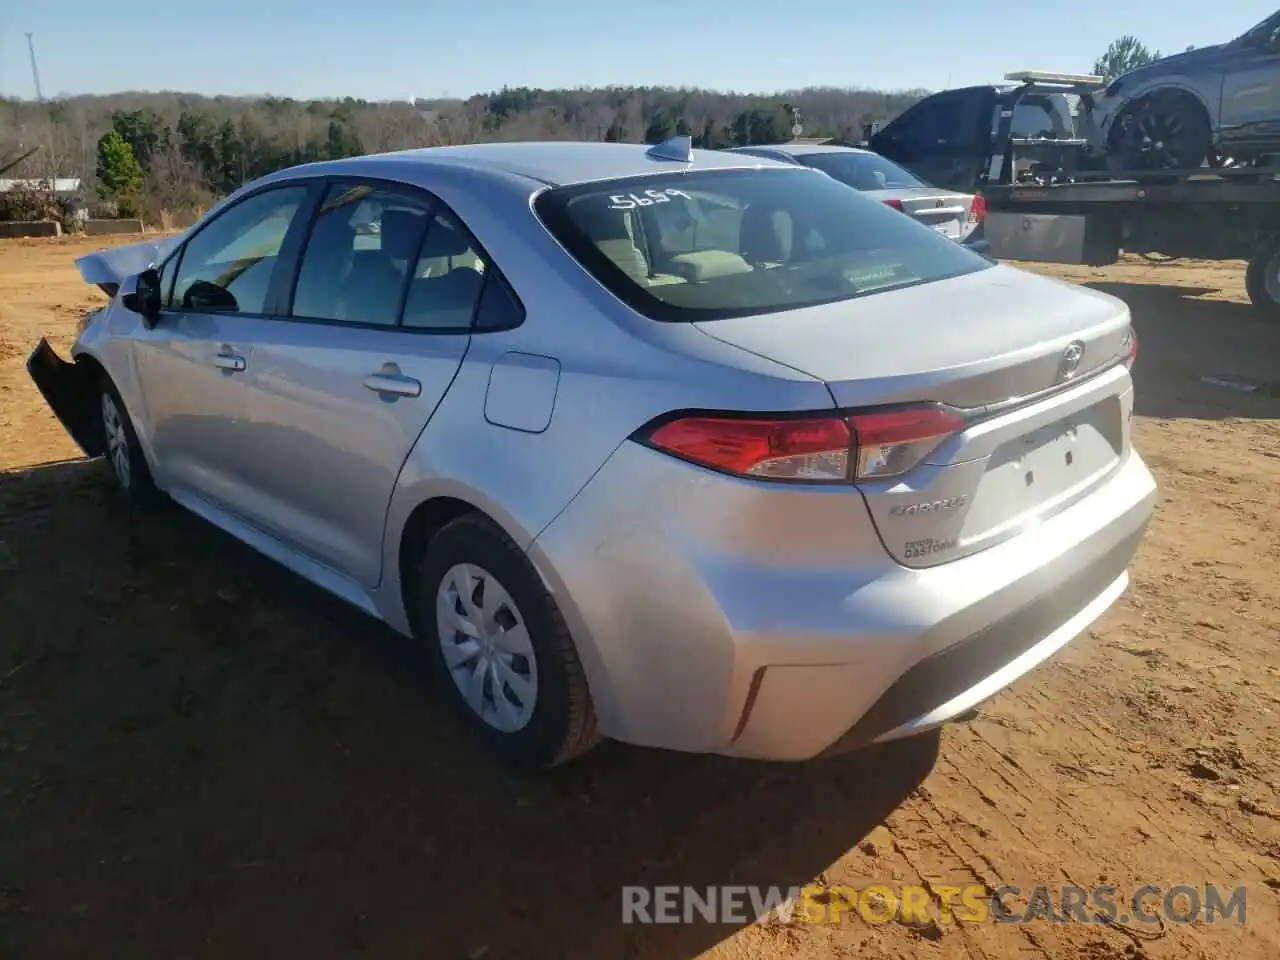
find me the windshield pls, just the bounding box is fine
[797,152,925,190]
[1240,10,1280,46]
[534,167,990,322]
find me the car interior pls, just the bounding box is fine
[574,193,802,290]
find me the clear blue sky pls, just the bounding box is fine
[0,0,1275,101]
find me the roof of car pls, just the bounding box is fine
[321,141,794,188]
[731,143,874,157]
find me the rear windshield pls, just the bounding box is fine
[797,152,924,191]
[534,167,990,322]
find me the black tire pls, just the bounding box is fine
[1108,92,1212,172]
[1245,236,1280,321]
[412,513,598,770]
[98,375,159,504]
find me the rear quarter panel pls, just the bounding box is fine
[372,167,834,635]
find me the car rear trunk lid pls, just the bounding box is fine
[865,187,972,240]
[694,265,1135,565]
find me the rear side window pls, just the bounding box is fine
[291,183,434,326]
[798,153,925,190]
[401,212,488,330]
[1011,96,1073,138]
[534,168,991,322]
[287,183,511,332]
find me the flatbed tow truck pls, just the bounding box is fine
[965,72,1280,319]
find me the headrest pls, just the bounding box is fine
[420,217,474,259]
[380,209,429,260]
[855,169,888,190]
[577,203,632,243]
[739,204,792,264]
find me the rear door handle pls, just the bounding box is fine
[213,351,246,372]
[363,373,421,398]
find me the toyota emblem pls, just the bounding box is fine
[1057,341,1085,382]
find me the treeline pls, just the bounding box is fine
[0,84,927,225]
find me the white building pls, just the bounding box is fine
[0,177,82,194]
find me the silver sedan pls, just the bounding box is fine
[28,138,1155,769]
[727,144,986,245]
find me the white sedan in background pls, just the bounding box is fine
[727,143,987,249]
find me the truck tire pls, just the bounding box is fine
[1245,236,1280,321]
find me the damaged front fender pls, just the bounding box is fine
[26,339,106,458]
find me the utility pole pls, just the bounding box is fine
[26,33,44,102]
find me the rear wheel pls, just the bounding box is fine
[412,514,598,769]
[1245,235,1280,321]
[99,377,158,503]
[1108,92,1212,172]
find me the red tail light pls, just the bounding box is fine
[882,198,905,211]
[967,193,986,224]
[644,416,852,481]
[639,405,966,483]
[1124,328,1138,369]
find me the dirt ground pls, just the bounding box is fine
[1,234,1278,960]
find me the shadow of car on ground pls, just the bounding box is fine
[1084,281,1280,422]
[0,458,939,959]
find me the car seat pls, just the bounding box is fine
[577,203,652,282]
[342,208,429,325]
[739,203,793,267]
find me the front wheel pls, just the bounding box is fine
[99,377,158,503]
[1245,236,1280,321]
[412,514,598,769]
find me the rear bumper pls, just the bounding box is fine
[531,441,1156,760]
[818,522,1139,755]
[26,339,104,458]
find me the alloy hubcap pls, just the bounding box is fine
[1120,104,1195,170]
[436,563,538,733]
[101,393,131,488]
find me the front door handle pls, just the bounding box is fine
[213,351,246,372]
[363,372,421,398]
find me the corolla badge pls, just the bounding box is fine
[1056,341,1086,382]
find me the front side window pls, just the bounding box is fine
[1241,11,1280,48]
[172,186,308,314]
[158,248,180,307]
[798,152,926,191]
[535,168,991,322]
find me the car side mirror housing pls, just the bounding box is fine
[121,268,163,328]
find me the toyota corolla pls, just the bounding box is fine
[27,137,1156,769]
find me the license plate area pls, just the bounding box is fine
[960,398,1123,542]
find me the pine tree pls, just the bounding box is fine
[95,131,144,198]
